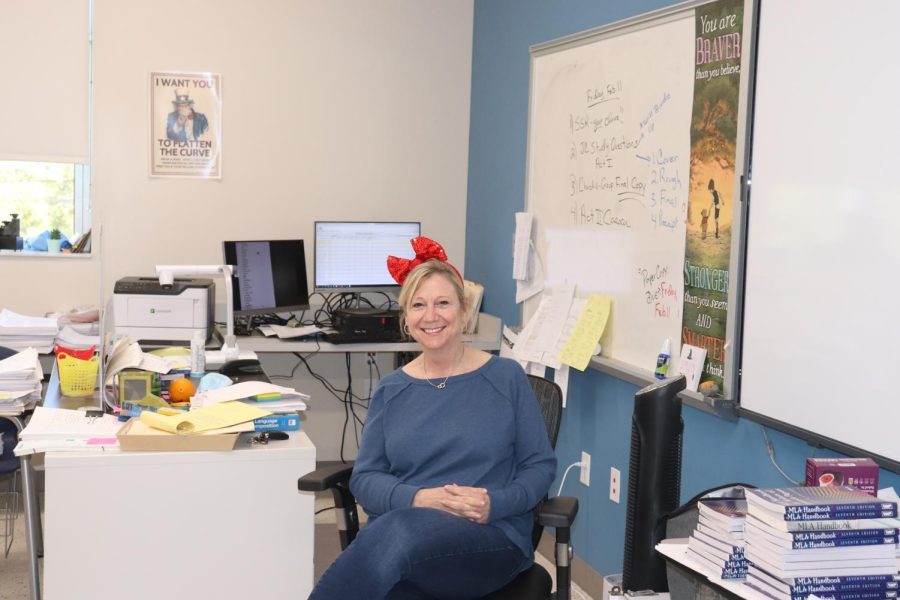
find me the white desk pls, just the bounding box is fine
[17,366,102,600]
[233,312,502,354]
[43,430,316,599]
[26,313,500,599]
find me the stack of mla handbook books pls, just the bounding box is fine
[686,497,750,580]
[742,486,899,600]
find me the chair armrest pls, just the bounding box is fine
[298,462,361,550]
[298,462,354,492]
[540,496,579,600]
[538,495,579,529]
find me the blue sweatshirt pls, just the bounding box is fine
[350,355,558,561]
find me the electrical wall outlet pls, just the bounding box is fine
[609,466,621,503]
[580,451,591,486]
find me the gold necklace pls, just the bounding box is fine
[423,346,466,390]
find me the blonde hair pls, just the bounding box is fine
[398,260,468,336]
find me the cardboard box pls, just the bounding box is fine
[117,419,239,452]
[805,457,879,495]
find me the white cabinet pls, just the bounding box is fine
[43,432,316,599]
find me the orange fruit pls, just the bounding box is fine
[168,378,195,402]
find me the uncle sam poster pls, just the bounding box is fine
[150,71,222,178]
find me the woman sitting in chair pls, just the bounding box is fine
[309,237,557,600]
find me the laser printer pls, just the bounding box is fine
[112,276,214,344]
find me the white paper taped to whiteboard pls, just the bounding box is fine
[545,228,633,294]
[513,212,534,280]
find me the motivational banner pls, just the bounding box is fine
[682,0,745,395]
[150,71,222,178]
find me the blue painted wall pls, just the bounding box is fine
[465,0,900,580]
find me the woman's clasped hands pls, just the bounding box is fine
[413,484,492,524]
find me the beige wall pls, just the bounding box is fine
[1,0,473,313]
[1,0,474,459]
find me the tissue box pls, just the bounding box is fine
[805,457,879,495]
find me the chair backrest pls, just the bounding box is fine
[525,375,563,550]
[0,347,22,473]
[526,375,563,450]
[0,419,18,473]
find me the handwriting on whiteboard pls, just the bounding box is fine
[637,264,678,319]
[564,80,685,234]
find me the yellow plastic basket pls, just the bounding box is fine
[57,352,99,397]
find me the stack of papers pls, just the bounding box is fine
[50,304,100,347]
[56,325,100,350]
[0,348,44,416]
[0,308,59,353]
[14,406,121,454]
[515,287,611,371]
[191,381,309,414]
[258,324,326,339]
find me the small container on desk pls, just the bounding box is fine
[56,353,99,397]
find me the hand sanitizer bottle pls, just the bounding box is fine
[654,338,670,380]
[191,331,206,377]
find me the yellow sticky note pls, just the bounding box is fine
[140,401,271,435]
[558,295,612,371]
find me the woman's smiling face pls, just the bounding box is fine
[404,273,465,352]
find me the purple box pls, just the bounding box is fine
[805,457,879,496]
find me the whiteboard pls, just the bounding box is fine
[740,0,900,465]
[524,2,748,377]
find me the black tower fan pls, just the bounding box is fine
[621,375,687,593]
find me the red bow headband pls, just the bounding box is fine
[387,236,462,286]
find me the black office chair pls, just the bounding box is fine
[0,346,21,557]
[299,374,579,600]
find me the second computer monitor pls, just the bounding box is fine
[223,239,310,315]
[314,221,420,292]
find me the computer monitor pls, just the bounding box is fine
[222,239,310,315]
[314,221,421,293]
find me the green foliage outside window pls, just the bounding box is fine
[0,161,75,239]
